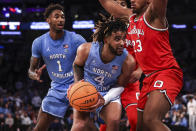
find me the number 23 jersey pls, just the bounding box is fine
[125,14,182,75]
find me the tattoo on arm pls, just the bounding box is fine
[73,63,84,82]
[28,57,40,78]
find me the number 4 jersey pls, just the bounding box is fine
[32,30,86,85]
[125,14,182,75]
[84,42,128,92]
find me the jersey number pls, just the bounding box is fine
[94,76,104,86]
[57,60,62,72]
[132,40,142,52]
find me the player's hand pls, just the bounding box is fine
[67,82,76,99]
[29,71,42,83]
[67,79,85,99]
[32,64,46,83]
[129,69,142,83]
[87,93,105,112]
[37,64,46,75]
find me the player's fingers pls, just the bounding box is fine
[87,98,103,112]
[67,83,75,99]
[40,64,46,70]
[87,106,97,112]
[35,69,38,73]
[37,69,42,74]
[129,77,137,83]
[33,74,42,82]
[79,79,85,82]
[129,78,134,83]
[38,65,46,74]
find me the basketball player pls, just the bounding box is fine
[99,0,183,131]
[99,1,141,131]
[72,16,136,131]
[28,4,86,131]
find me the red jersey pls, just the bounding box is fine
[125,14,181,75]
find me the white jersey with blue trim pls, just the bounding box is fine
[84,41,128,92]
[32,30,86,86]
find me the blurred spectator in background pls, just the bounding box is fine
[31,91,41,110]
[187,95,196,131]
[5,113,14,130]
[21,111,32,131]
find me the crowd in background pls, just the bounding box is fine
[0,80,195,131]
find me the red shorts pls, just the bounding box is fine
[137,69,183,111]
[121,81,140,110]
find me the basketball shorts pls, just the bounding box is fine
[137,69,183,111]
[41,83,70,118]
[121,81,140,110]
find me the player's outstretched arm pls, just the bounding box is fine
[118,54,136,86]
[150,0,168,18]
[28,57,43,82]
[145,0,168,28]
[73,43,91,82]
[98,0,132,19]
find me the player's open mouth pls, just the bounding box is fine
[57,24,64,28]
[131,4,136,9]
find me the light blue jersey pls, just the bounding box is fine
[32,30,86,90]
[31,30,86,118]
[84,42,128,94]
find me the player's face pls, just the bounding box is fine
[114,0,127,8]
[47,9,65,31]
[131,0,148,13]
[107,31,126,56]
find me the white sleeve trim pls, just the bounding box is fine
[143,13,168,31]
[104,86,124,105]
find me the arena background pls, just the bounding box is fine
[0,0,196,131]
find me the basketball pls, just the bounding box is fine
[67,81,99,112]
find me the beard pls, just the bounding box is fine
[108,44,122,56]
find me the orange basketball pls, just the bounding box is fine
[67,81,99,112]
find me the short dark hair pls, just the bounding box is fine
[44,4,64,19]
[93,14,128,42]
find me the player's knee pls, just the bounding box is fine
[143,114,153,125]
[143,113,161,128]
[73,120,86,129]
[73,117,91,129]
[107,119,120,128]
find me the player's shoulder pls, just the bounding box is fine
[64,30,86,43]
[78,42,92,51]
[33,31,49,44]
[76,42,91,56]
[64,30,83,38]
